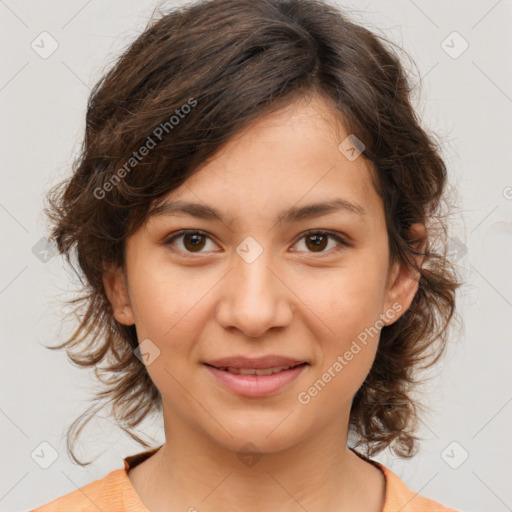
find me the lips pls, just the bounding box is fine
[204,355,307,371]
[204,360,308,397]
[216,363,305,376]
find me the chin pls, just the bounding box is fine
[204,416,308,455]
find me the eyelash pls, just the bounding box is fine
[163,229,349,257]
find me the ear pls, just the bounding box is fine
[102,263,135,326]
[382,223,426,326]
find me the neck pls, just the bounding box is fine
[128,408,386,512]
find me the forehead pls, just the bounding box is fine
[148,94,382,228]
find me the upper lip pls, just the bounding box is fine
[204,355,307,370]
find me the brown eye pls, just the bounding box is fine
[305,233,328,252]
[165,229,347,257]
[183,233,207,252]
[165,230,218,255]
[293,230,347,254]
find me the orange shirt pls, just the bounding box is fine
[31,446,459,511]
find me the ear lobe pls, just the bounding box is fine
[385,263,421,324]
[102,263,135,326]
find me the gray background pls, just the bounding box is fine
[1,1,511,511]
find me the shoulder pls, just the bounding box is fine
[30,469,128,512]
[31,447,159,512]
[378,463,459,512]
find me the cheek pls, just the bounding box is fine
[128,257,215,336]
[297,276,382,413]
[126,264,212,403]
[297,254,388,335]
[292,255,386,390]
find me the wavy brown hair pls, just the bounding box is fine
[43,0,461,465]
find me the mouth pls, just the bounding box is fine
[203,362,309,398]
[205,362,307,376]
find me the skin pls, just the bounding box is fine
[103,93,424,512]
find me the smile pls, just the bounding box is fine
[204,362,308,397]
[215,363,304,376]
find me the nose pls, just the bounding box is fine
[214,245,294,338]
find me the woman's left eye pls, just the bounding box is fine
[292,230,348,254]
[164,229,348,256]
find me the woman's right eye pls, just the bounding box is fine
[164,230,219,256]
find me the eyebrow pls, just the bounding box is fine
[147,198,367,224]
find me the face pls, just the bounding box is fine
[104,94,422,455]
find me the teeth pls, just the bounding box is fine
[221,365,297,375]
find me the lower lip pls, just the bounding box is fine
[204,363,308,398]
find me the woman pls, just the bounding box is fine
[33,0,461,510]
